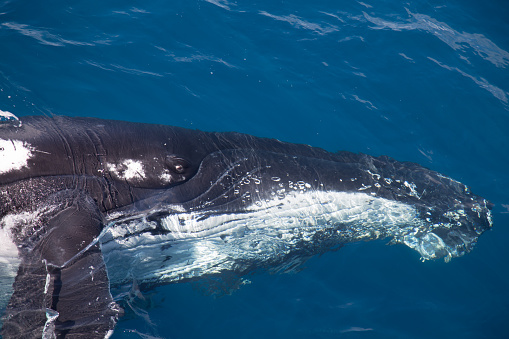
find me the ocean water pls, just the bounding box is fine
[1,0,508,338]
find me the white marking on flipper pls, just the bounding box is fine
[42,308,59,339]
[44,271,51,294]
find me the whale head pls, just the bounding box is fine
[99,132,493,287]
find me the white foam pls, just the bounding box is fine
[0,226,20,312]
[0,227,19,265]
[0,109,19,120]
[0,139,34,174]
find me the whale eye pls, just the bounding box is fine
[166,155,191,175]
[174,164,184,173]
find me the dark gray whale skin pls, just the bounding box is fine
[0,115,492,338]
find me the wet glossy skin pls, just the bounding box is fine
[0,115,493,338]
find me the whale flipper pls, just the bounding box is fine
[1,191,120,338]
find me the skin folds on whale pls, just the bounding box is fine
[0,114,493,338]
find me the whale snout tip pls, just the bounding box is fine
[397,199,493,262]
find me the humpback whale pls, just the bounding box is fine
[0,113,493,338]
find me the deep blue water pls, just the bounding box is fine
[1,0,509,338]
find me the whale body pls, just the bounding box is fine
[0,114,493,338]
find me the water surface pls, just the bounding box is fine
[1,0,508,338]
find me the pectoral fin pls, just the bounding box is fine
[1,192,121,338]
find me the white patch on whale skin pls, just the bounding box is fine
[0,139,34,174]
[159,171,173,184]
[106,159,146,180]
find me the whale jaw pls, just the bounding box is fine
[100,189,492,289]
